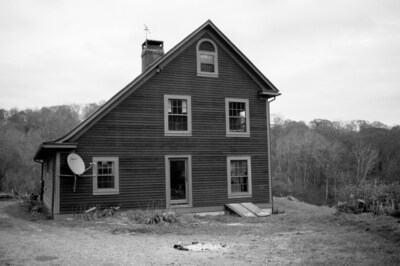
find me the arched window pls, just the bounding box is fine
[197,39,218,77]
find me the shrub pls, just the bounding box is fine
[0,192,13,200]
[337,181,400,217]
[19,197,51,220]
[74,205,120,221]
[127,209,179,225]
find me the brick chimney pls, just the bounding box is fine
[141,40,164,72]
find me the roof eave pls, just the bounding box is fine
[259,91,282,99]
[34,142,78,161]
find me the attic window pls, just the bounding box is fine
[197,39,218,77]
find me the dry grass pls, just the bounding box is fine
[6,197,400,265]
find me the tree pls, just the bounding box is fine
[81,101,105,120]
[0,104,83,193]
[352,143,378,183]
[271,116,396,206]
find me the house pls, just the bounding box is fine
[33,20,280,216]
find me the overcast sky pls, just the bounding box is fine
[1,0,399,126]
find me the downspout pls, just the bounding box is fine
[34,159,44,202]
[51,167,55,220]
[51,153,58,220]
[266,96,276,212]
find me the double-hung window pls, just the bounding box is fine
[197,39,218,77]
[164,95,192,136]
[93,157,119,195]
[225,98,250,137]
[227,156,252,198]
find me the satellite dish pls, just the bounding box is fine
[67,153,85,176]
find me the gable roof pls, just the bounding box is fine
[34,20,280,159]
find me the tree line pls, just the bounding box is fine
[0,102,103,193]
[270,116,400,205]
[1,103,399,206]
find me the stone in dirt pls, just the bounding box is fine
[173,242,227,251]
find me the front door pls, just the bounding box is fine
[166,156,191,206]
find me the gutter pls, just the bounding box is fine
[263,95,277,212]
[268,97,276,212]
[34,142,78,161]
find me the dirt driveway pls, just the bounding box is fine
[1,198,400,266]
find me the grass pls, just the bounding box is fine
[5,197,400,265]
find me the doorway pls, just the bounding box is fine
[165,155,192,207]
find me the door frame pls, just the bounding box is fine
[165,155,192,208]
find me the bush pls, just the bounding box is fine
[19,197,51,220]
[127,209,180,225]
[337,181,400,217]
[272,176,294,196]
[0,192,14,200]
[74,205,120,221]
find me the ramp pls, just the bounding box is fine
[225,203,257,218]
[241,202,271,217]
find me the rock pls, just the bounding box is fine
[173,244,188,251]
[287,195,299,201]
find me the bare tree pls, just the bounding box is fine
[352,143,378,183]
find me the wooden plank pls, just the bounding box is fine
[225,203,256,218]
[241,202,271,217]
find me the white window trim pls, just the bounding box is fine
[164,95,192,136]
[196,38,219,77]
[93,157,119,195]
[225,98,250,137]
[227,156,252,198]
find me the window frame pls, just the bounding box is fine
[225,98,250,137]
[92,157,119,195]
[196,39,219,77]
[164,95,192,136]
[227,156,252,198]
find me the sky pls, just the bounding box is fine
[0,0,399,126]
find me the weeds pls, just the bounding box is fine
[0,192,13,200]
[73,201,180,225]
[337,182,400,217]
[18,197,51,220]
[73,205,120,221]
[127,210,179,224]
[125,200,180,225]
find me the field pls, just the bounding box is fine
[1,197,400,265]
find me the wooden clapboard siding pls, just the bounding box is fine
[59,29,271,213]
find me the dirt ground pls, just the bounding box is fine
[1,198,400,266]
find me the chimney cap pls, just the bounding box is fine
[142,39,164,49]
